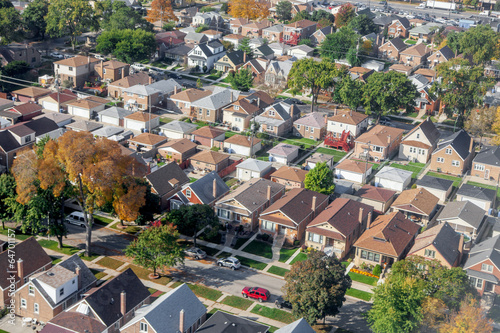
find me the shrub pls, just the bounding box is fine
[293,240,300,246]
[373,264,382,277]
[347,258,352,263]
[125,226,142,234]
[256,233,262,240]
[0,307,8,319]
[411,183,417,189]
[211,146,220,152]
[261,233,269,241]
[301,244,307,251]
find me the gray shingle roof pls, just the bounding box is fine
[123,84,160,96]
[98,106,134,119]
[268,143,299,157]
[185,32,208,43]
[457,184,496,202]
[464,235,500,272]
[416,175,454,191]
[473,145,500,166]
[437,200,486,229]
[159,120,197,133]
[192,88,235,110]
[256,44,274,57]
[225,50,246,65]
[197,311,269,333]
[375,166,412,183]
[147,79,182,94]
[146,162,189,197]
[188,171,230,205]
[437,45,455,60]
[92,125,124,138]
[388,37,407,51]
[434,129,472,160]
[237,158,272,172]
[410,222,461,267]
[275,318,315,333]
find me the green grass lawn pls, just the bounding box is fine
[316,147,348,157]
[406,111,419,118]
[235,256,268,270]
[50,256,62,265]
[389,163,424,179]
[188,283,223,301]
[279,248,298,263]
[225,131,239,139]
[234,237,249,249]
[290,252,308,265]
[225,178,239,187]
[426,171,462,187]
[346,288,372,301]
[170,281,184,289]
[221,295,254,310]
[96,257,124,270]
[90,268,107,280]
[267,266,290,277]
[93,215,114,226]
[241,240,273,259]
[189,177,197,183]
[282,137,318,149]
[37,240,80,256]
[216,251,233,259]
[348,271,379,286]
[126,264,172,285]
[160,117,174,125]
[250,304,296,324]
[79,253,100,261]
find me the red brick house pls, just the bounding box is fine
[464,235,500,296]
[283,20,317,45]
[191,126,226,148]
[387,17,411,39]
[169,171,230,208]
[1,103,43,124]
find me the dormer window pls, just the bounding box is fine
[59,288,64,296]
[482,263,493,272]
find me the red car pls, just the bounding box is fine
[242,287,270,302]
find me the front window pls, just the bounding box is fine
[470,277,483,289]
[29,285,34,295]
[261,220,275,231]
[482,263,493,272]
[452,160,460,167]
[34,303,39,314]
[69,67,73,71]
[445,148,452,155]
[424,249,436,258]
[360,250,380,262]
[474,164,485,171]
[218,209,230,219]
[186,189,191,198]
[307,232,323,243]
[21,299,26,309]
[373,146,383,153]
[140,322,148,332]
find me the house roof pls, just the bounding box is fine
[13,86,51,98]
[192,126,225,139]
[256,44,275,57]
[294,112,325,128]
[159,120,198,134]
[275,318,315,333]
[307,198,373,239]
[9,124,35,137]
[473,145,500,166]
[9,103,41,115]
[285,19,316,29]
[95,59,128,70]
[0,237,51,289]
[158,138,197,154]
[263,24,284,33]
[236,158,272,172]
[457,184,497,202]
[43,312,106,333]
[268,143,299,157]
[65,120,103,132]
[123,84,160,96]
[191,88,235,110]
[190,149,229,165]
[383,37,407,51]
[0,117,59,152]
[224,34,246,40]
[335,158,370,174]
[404,117,440,144]
[92,125,124,137]
[409,222,461,267]
[109,72,151,89]
[328,110,368,125]
[414,68,437,78]
[434,129,472,160]
[401,43,431,57]
[225,134,261,147]
[230,18,249,26]
[147,79,182,94]
[437,200,485,229]
[67,99,102,109]
[226,50,246,65]
[170,88,212,102]
[128,133,167,146]
[54,55,100,67]
[416,175,454,192]
[435,45,455,61]
[355,124,404,147]
[203,29,221,36]
[98,106,134,119]
[188,171,230,204]
[124,111,160,122]
[354,211,420,257]
[391,188,439,216]
[393,17,411,29]
[34,112,73,125]
[146,162,189,197]
[185,32,208,43]
[464,235,500,271]
[355,184,397,203]
[389,63,413,73]
[39,89,77,104]
[375,166,412,183]
[197,311,269,333]
[271,166,308,183]
[306,153,333,164]
[224,97,260,116]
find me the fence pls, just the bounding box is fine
[218,159,243,178]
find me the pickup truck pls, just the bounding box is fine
[131,63,146,71]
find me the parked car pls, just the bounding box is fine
[132,63,146,71]
[65,211,87,228]
[50,52,64,59]
[169,73,182,79]
[379,116,392,126]
[184,247,207,260]
[242,287,270,302]
[217,257,241,270]
[183,82,197,88]
[275,297,292,309]
[95,54,106,60]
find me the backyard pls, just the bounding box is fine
[389,162,426,179]
[281,137,318,149]
[315,147,348,162]
[426,171,462,187]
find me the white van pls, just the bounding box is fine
[66,211,87,227]
[416,3,426,9]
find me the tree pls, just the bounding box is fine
[238,37,253,57]
[459,25,499,64]
[200,5,215,12]
[335,3,355,28]
[125,222,184,276]
[346,47,361,66]
[290,10,311,23]
[276,0,292,22]
[495,0,500,11]
[320,27,359,61]
[227,68,253,92]
[46,0,97,50]
[195,24,208,33]
[333,74,364,110]
[0,6,22,44]
[22,0,49,38]
[167,204,220,248]
[445,31,462,56]
[298,38,312,46]
[347,14,376,35]
[96,29,156,63]
[221,40,234,52]
[464,107,496,143]
[311,9,335,24]
[430,58,493,117]
[221,2,228,12]
[304,162,335,195]
[0,173,16,230]
[283,251,351,325]
[288,58,342,113]
[101,1,152,31]
[229,0,269,20]
[439,297,493,333]
[196,78,203,88]
[362,71,419,119]
[146,0,175,27]
[2,60,29,76]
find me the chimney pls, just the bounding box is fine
[17,259,24,286]
[311,196,317,213]
[458,233,464,263]
[257,97,261,107]
[213,178,217,198]
[76,264,81,290]
[469,137,474,153]
[120,290,126,317]
[174,85,179,94]
[100,59,103,78]
[149,76,153,85]
[387,134,391,145]
[381,36,385,45]
[350,109,353,116]
[366,211,373,230]
[243,52,247,63]
[179,309,185,333]
[358,207,364,224]
[267,185,271,201]
[376,34,380,45]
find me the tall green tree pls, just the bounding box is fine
[288,58,343,113]
[22,0,49,38]
[167,204,220,247]
[459,24,499,64]
[495,0,500,10]
[283,251,351,325]
[100,1,152,31]
[276,0,292,22]
[445,31,462,56]
[0,173,16,230]
[304,162,335,195]
[362,71,418,119]
[227,68,254,92]
[0,4,22,45]
[125,222,184,276]
[290,10,311,22]
[346,47,361,66]
[311,9,335,23]
[333,74,364,110]
[347,14,376,35]
[335,3,355,27]
[46,0,98,50]
[238,37,253,58]
[96,29,156,63]
[320,27,359,61]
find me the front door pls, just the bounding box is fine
[485,281,495,293]
[279,226,287,235]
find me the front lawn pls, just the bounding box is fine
[346,288,372,301]
[242,240,273,259]
[50,256,62,265]
[279,248,298,263]
[426,171,462,187]
[189,177,197,183]
[290,252,308,265]
[234,256,268,270]
[188,283,223,301]
[37,240,80,256]
[216,251,233,259]
[233,237,249,249]
[282,137,318,149]
[389,163,424,179]
[79,253,100,261]
[250,304,296,324]
[127,264,172,285]
[198,245,220,257]
[348,271,379,286]
[93,215,114,226]
[96,257,124,270]
[267,265,290,277]
[221,295,253,310]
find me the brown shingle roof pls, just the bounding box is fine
[225,134,261,147]
[95,60,129,70]
[389,64,413,73]
[128,133,167,146]
[13,86,51,98]
[170,88,212,102]
[401,43,431,57]
[335,159,370,174]
[67,99,102,109]
[192,126,226,139]
[190,150,230,165]
[11,103,42,115]
[391,188,439,216]
[355,184,396,202]
[46,311,106,333]
[158,138,197,153]
[328,110,368,126]
[109,72,151,89]
[224,98,260,116]
[124,111,160,122]
[54,55,100,67]
[355,124,405,147]
[285,19,316,29]
[271,166,308,183]
[224,34,246,40]
[354,211,420,257]
[414,68,436,79]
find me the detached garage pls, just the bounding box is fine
[124,112,160,132]
[374,166,412,192]
[236,158,272,181]
[456,183,496,212]
[98,107,134,126]
[67,99,106,119]
[224,134,262,156]
[335,158,372,184]
[39,89,77,112]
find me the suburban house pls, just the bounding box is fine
[12,87,51,103]
[305,153,334,171]
[120,284,207,333]
[399,117,440,163]
[436,200,487,240]
[241,21,268,38]
[184,32,208,45]
[53,55,100,88]
[189,150,230,172]
[128,133,168,152]
[283,20,317,44]
[270,166,308,189]
[415,67,437,81]
[123,112,160,132]
[0,103,42,124]
[415,175,454,203]
[289,44,314,59]
[472,145,500,182]
[305,198,374,259]
[122,85,161,112]
[98,107,134,127]
[94,60,130,82]
[390,188,440,225]
[169,171,229,209]
[389,63,413,76]
[168,88,212,116]
[203,29,222,40]
[354,125,405,161]
[374,166,412,192]
[0,237,52,306]
[192,12,222,27]
[265,59,294,88]
[456,184,497,211]
[354,211,420,267]
[159,120,197,139]
[259,188,329,244]
[293,112,326,141]
[66,98,106,120]
[354,184,397,213]
[192,126,226,148]
[146,162,190,210]
[229,18,249,34]
[408,222,463,268]
[14,254,96,323]
[33,113,73,128]
[224,134,262,156]
[236,158,273,181]
[187,40,226,72]
[65,120,103,132]
[429,129,474,176]
[464,235,500,296]
[326,109,369,139]
[214,50,247,73]
[408,23,441,42]
[334,158,373,184]
[255,100,300,136]
[39,89,77,113]
[0,43,41,67]
[387,17,411,38]
[428,45,456,68]
[275,319,315,333]
[399,43,432,68]
[215,178,286,230]
[310,26,334,45]
[262,24,284,43]
[148,79,183,101]
[223,34,246,48]
[158,138,198,163]
[378,37,407,61]
[92,126,124,139]
[190,88,237,123]
[222,91,274,132]
[108,72,152,99]
[268,143,299,165]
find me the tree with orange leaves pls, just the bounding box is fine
[229,0,269,20]
[146,0,176,27]
[439,296,493,333]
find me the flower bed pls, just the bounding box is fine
[350,268,379,279]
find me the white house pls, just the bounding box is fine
[236,158,273,181]
[268,143,299,164]
[123,112,160,132]
[327,110,369,138]
[288,44,314,59]
[159,120,198,139]
[98,107,134,126]
[187,40,226,71]
[223,134,262,156]
[374,166,412,192]
[335,158,372,183]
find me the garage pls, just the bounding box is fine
[335,159,372,184]
[68,106,91,119]
[124,112,160,132]
[42,100,58,112]
[456,183,496,211]
[124,119,145,132]
[374,166,412,192]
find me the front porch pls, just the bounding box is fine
[354,247,397,268]
[305,228,347,259]
[259,219,299,245]
[395,208,430,226]
[216,206,255,230]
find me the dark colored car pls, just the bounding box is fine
[275,297,292,309]
[242,287,270,302]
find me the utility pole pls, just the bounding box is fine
[148,94,151,133]
[364,141,371,184]
[249,111,257,158]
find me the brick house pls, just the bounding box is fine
[123,85,161,112]
[241,58,269,84]
[190,150,230,172]
[128,133,168,152]
[108,72,152,99]
[293,112,327,141]
[190,88,238,123]
[427,45,455,68]
[429,129,474,176]
[145,161,190,210]
[387,17,411,38]
[354,184,397,213]
[305,198,374,259]
[389,63,413,76]
[326,109,369,139]
[12,87,51,103]
[214,50,247,73]
[191,126,226,148]
[310,26,334,46]
[262,24,284,43]
[0,43,42,67]
[241,22,268,38]
[94,60,130,82]
[464,235,500,296]
[436,200,486,240]
[378,37,407,62]
[270,166,308,189]
[1,103,43,124]
[471,145,500,182]
[283,20,317,44]
[259,188,329,244]
[169,171,230,208]
[255,100,300,136]
[53,55,100,88]
[399,117,440,163]
[353,125,405,161]
[229,18,249,34]
[222,91,274,132]
[390,188,440,226]
[157,138,198,163]
[168,88,212,116]
[399,43,431,68]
